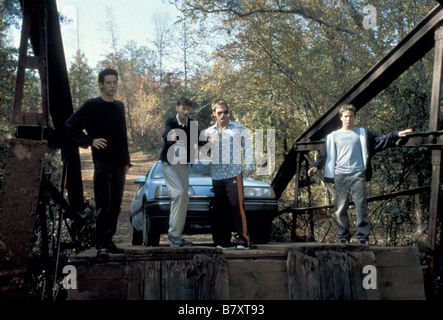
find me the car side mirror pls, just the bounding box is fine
[134,176,146,186]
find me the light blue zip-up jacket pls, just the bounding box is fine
[313,128,400,183]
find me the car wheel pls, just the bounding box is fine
[132,226,143,245]
[143,201,161,246]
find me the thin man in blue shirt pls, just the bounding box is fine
[308,104,412,245]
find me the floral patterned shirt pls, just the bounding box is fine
[203,120,253,180]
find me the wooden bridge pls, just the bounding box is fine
[67,243,425,300]
[0,0,441,300]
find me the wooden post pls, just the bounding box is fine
[427,25,443,251]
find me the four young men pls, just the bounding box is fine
[66,68,411,255]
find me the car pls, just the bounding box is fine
[130,160,278,246]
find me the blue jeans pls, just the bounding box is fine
[334,171,370,242]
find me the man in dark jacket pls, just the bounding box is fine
[159,97,206,246]
[308,104,412,245]
[65,68,131,257]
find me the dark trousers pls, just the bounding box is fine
[334,171,370,241]
[212,174,249,246]
[93,160,126,249]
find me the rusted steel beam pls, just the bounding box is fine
[293,131,443,151]
[12,0,49,127]
[44,0,85,211]
[272,5,443,198]
[280,185,431,213]
[426,24,443,252]
[13,0,84,209]
[299,5,443,143]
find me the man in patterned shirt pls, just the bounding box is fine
[204,99,253,249]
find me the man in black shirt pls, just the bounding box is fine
[66,68,131,257]
[159,97,209,246]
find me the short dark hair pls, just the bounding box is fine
[339,104,356,117]
[212,99,229,112]
[177,97,193,108]
[98,68,118,84]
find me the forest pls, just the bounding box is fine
[0,0,440,255]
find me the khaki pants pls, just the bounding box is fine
[161,162,189,238]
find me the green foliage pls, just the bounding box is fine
[0,0,20,186]
[173,0,436,247]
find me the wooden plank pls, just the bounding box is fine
[66,244,426,300]
[372,247,422,267]
[70,279,128,300]
[160,254,224,300]
[329,252,353,300]
[222,248,288,260]
[143,261,161,300]
[214,259,230,300]
[162,259,199,300]
[314,251,335,299]
[127,262,146,300]
[71,246,219,261]
[68,263,128,300]
[193,254,224,300]
[377,266,426,300]
[287,249,321,300]
[347,251,379,300]
[227,260,288,300]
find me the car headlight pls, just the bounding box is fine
[154,185,196,198]
[243,186,275,199]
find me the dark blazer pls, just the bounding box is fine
[159,116,207,164]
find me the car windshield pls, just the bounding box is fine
[151,162,211,179]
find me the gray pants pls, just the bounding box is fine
[161,162,189,238]
[334,171,370,242]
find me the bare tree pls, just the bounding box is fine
[104,6,135,145]
[152,11,172,87]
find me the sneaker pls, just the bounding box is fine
[97,248,109,258]
[108,241,125,254]
[216,245,236,250]
[236,244,249,250]
[358,239,369,245]
[216,242,236,250]
[168,236,184,247]
[169,236,193,247]
[180,238,193,246]
[339,239,349,244]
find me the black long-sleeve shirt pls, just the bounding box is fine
[65,97,131,166]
